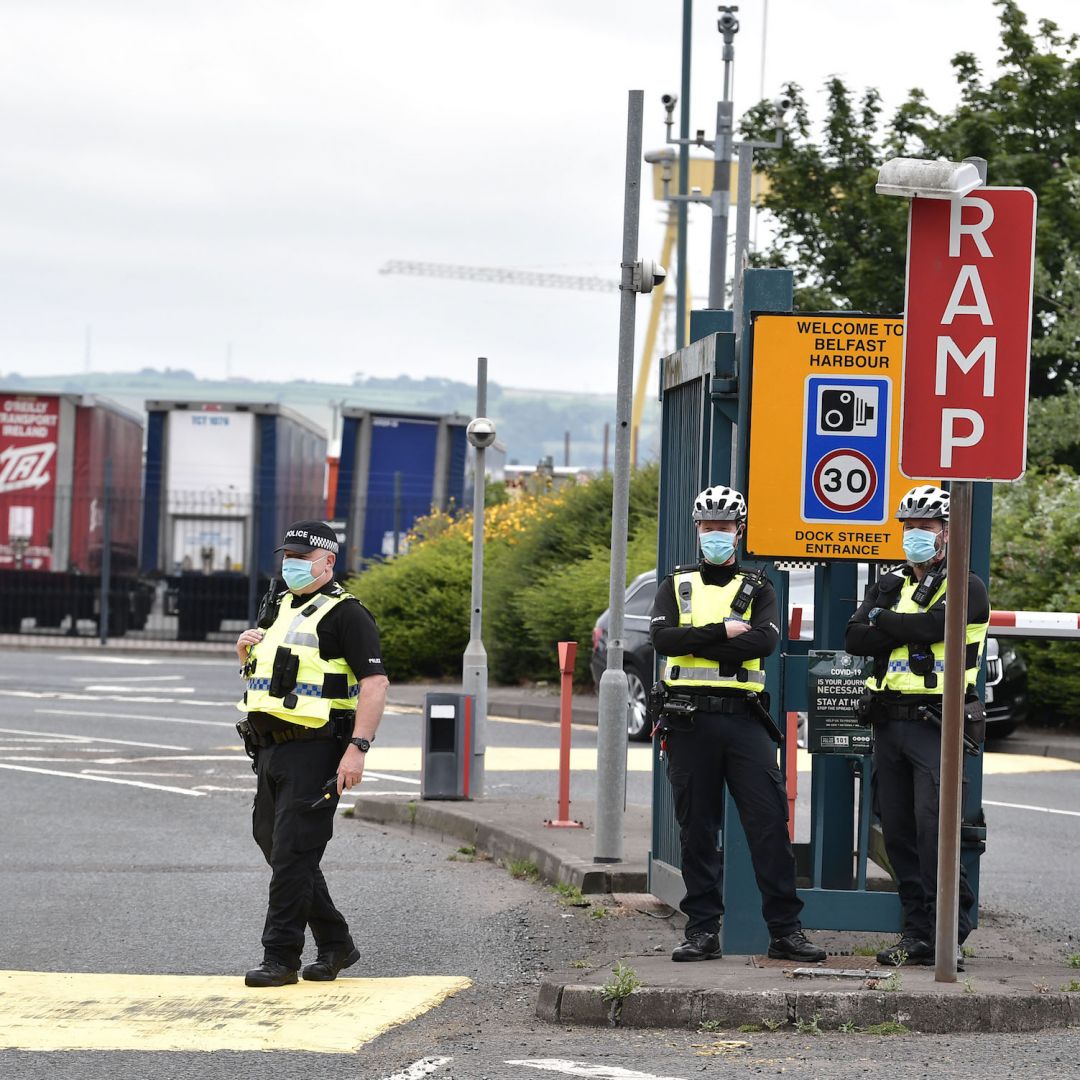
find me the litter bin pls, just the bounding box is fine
[421,692,474,800]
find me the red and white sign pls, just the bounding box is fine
[899,187,1037,481]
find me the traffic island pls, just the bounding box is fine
[537,953,1080,1034]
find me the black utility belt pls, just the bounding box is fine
[666,693,751,715]
[245,717,336,745]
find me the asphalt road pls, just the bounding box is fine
[1,647,1078,1077]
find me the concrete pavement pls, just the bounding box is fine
[358,680,1080,1035]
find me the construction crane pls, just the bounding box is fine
[377,155,769,460]
[379,245,688,465]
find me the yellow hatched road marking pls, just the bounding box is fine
[0,970,471,1054]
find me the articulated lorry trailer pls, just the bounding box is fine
[334,408,469,571]
[0,391,150,634]
[140,400,327,641]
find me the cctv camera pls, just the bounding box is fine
[772,95,793,113]
[633,259,666,294]
[718,8,740,32]
[644,147,676,164]
[661,93,677,112]
[467,417,497,449]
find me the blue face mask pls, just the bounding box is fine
[903,528,940,565]
[700,530,737,565]
[281,556,325,592]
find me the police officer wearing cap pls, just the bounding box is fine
[649,486,825,963]
[235,520,389,987]
[845,485,989,969]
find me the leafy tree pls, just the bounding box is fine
[744,0,1080,395]
[990,466,1080,723]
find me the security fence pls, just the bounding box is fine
[0,487,423,645]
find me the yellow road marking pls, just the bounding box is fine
[356,746,1080,775]
[0,970,471,1054]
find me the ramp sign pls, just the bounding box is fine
[746,313,939,562]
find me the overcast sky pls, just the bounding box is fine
[0,0,1074,395]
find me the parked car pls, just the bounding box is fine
[982,635,1030,738]
[591,569,1027,741]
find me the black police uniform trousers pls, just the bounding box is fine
[252,735,353,969]
[664,700,803,938]
[872,713,976,945]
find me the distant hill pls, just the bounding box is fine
[0,368,660,468]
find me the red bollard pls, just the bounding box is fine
[785,711,799,842]
[545,640,583,828]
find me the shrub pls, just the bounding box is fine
[344,465,659,686]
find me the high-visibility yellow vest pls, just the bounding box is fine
[660,570,765,692]
[237,591,359,727]
[866,574,988,695]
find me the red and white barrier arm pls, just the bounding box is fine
[989,611,1080,639]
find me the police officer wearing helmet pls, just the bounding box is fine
[845,485,989,970]
[649,486,825,963]
[235,520,389,987]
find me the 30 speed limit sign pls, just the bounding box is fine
[801,375,890,524]
[811,449,877,513]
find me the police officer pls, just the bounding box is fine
[845,485,989,969]
[235,520,389,987]
[650,486,825,963]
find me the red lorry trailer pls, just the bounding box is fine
[0,391,150,634]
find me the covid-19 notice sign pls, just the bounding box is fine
[0,393,60,569]
[746,313,940,562]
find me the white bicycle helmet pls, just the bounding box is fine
[693,485,747,522]
[897,484,950,521]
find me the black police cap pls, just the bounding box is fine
[275,520,340,555]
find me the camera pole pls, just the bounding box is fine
[708,6,740,309]
[463,358,492,798]
[595,90,645,864]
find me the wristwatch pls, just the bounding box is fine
[349,737,371,753]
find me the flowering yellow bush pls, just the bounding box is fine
[407,488,570,549]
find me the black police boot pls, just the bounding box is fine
[767,929,826,962]
[876,936,933,967]
[302,945,361,982]
[244,960,299,987]
[671,931,721,962]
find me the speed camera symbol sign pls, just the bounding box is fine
[802,376,891,524]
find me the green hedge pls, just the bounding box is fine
[345,465,658,687]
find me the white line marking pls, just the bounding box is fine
[0,726,189,751]
[83,771,194,778]
[84,684,196,694]
[2,690,233,707]
[73,675,184,683]
[0,762,206,796]
[505,1062,688,1080]
[377,1057,452,1080]
[36,708,234,729]
[54,656,231,667]
[192,785,255,793]
[83,755,242,765]
[985,799,1080,818]
[363,770,422,785]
